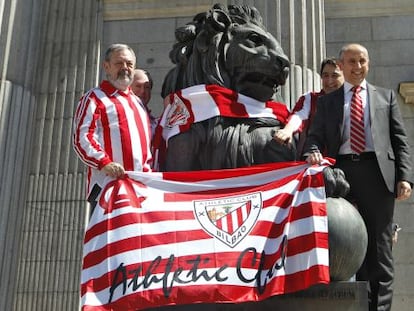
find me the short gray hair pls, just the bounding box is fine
[104,43,136,62]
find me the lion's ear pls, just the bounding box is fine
[194,30,210,53]
[175,24,196,43]
[209,9,232,32]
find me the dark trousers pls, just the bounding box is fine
[336,157,395,311]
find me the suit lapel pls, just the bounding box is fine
[367,83,377,123]
[329,86,345,151]
[334,86,345,132]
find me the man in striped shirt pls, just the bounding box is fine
[273,57,344,158]
[73,43,152,207]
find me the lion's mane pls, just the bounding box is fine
[162,3,289,102]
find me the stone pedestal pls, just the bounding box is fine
[261,281,368,310]
[149,281,369,310]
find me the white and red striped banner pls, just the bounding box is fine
[81,161,330,310]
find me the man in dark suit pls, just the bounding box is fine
[304,43,412,311]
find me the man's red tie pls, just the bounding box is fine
[350,85,365,154]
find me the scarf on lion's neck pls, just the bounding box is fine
[159,84,288,141]
[152,84,289,170]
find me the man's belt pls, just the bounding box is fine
[337,152,376,162]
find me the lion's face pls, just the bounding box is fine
[224,23,290,102]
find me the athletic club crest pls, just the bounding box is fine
[165,93,190,128]
[194,192,262,248]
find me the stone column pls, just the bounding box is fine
[0,1,37,310]
[0,0,103,310]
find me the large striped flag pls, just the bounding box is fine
[81,161,330,310]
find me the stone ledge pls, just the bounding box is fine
[325,0,414,18]
[103,0,212,21]
[264,281,369,310]
[147,281,369,310]
[399,82,414,104]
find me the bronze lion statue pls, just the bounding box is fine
[162,4,289,102]
[153,3,366,300]
[158,3,297,171]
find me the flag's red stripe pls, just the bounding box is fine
[226,210,234,234]
[216,217,223,231]
[161,161,307,182]
[297,170,325,191]
[287,232,329,256]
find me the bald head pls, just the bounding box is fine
[339,43,369,62]
[338,43,370,86]
[131,69,152,105]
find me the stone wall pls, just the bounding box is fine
[325,1,414,310]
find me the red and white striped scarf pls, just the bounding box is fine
[152,84,289,170]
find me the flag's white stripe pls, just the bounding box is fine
[285,248,329,275]
[231,207,239,232]
[81,247,329,306]
[81,214,327,283]
[127,163,313,193]
[241,203,248,221]
[288,216,328,239]
[290,186,326,204]
[221,215,228,232]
